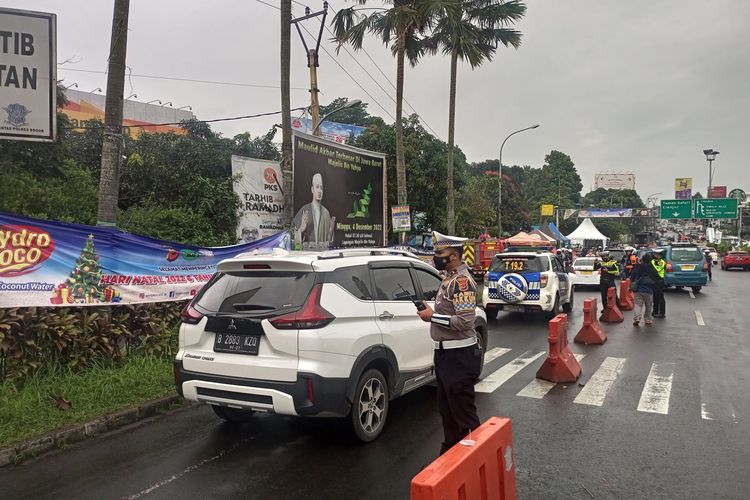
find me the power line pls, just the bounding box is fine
[58,67,309,91]
[255,0,396,122]
[61,106,309,130]
[294,0,442,138]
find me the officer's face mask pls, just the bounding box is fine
[433,253,453,271]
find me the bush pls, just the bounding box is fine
[0,302,184,385]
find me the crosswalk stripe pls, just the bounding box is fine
[475,350,546,393]
[483,347,512,364]
[517,354,586,399]
[574,357,626,406]
[637,362,674,414]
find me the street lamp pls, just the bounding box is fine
[146,99,162,105]
[498,124,540,236]
[63,82,78,90]
[88,87,102,94]
[312,99,362,135]
[163,102,173,107]
[177,105,192,111]
[703,148,719,192]
[125,93,137,100]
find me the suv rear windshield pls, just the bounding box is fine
[194,271,315,314]
[491,256,549,273]
[573,258,597,267]
[670,247,703,263]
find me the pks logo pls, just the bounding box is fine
[0,225,56,276]
[263,168,279,191]
[3,103,31,127]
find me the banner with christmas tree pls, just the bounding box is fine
[0,212,291,308]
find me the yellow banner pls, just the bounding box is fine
[540,204,554,216]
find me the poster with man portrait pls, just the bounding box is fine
[292,132,386,250]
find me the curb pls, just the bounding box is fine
[0,395,191,468]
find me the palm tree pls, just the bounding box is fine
[332,0,452,236]
[426,0,525,234]
[280,0,294,231]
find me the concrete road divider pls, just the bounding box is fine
[574,298,607,345]
[600,287,624,323]
[536,314,582,383]
[619,279,635,310]
[411,417,516,500]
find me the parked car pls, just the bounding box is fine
[571,257,601,289]
[705,247,719,264]
[608,248,626,264]
[720,251,750,271]
[173,248,488,442]
[482,251,574,319]
[661,243,709,292]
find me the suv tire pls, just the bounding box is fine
[351,369,389,442]
[692,286,702,293]
[547,294,561,320]
[474,326,487,380]
[562,288,574,313]
[211,405,255,423]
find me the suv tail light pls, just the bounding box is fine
[540,274,549,287]
[270,284,335,330]
[665,261,673,273]
[180,301,204,324]
[702,260,709,271]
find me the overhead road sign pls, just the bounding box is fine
[660,199,692,219]
[693,198,738,219]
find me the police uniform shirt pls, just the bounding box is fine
[429,263,477,342]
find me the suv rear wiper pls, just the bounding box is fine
[233,304,276,311]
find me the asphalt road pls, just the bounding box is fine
[3,269,750,499]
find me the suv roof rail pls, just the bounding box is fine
[317,248,420,260]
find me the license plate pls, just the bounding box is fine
[214,333,260,355]
[580,271,593,275]
[504,305,524,312]
[681,265,695,271]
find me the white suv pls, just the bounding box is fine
[482,252,574,319]
[174,248,488,442]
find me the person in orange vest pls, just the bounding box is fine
[622,246,638,279]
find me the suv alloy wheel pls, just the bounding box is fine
[351,369,389,442]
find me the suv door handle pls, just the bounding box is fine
[378,311,394,320]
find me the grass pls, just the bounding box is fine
[0,355,176,448]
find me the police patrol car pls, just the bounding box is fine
[482,251,574,319]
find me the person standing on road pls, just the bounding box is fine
[595,251,620,311]
[704,249,713,282]
[630,254,660,326]
[651,249,667,318]
[417,232,481,455]
[623,247,638,279]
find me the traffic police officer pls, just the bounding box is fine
[595,250,620,310]
[417,231,481,454]
[651,249,666,318]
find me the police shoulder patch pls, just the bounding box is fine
[456,276,470,291]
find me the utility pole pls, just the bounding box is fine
[280,0,293,232]
[96,0,130,226]
[292,2,328,136]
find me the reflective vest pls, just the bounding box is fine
[601,259,620,276]
[651,258,665,278]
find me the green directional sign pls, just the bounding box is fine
[693,198,738,219]
[660,199,692,219]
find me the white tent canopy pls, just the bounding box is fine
[566,218,609,247]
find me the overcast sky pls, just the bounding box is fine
[9,0,750,202]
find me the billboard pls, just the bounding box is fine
[231,155,284,243]
[579,208,633,218]
[0,211,290,308]
[675,177,692,199]
[0,8,56,142]
[291,116,366,144]
[63,89,194,138]
[594,173,635,190]
[292,132,385,250]
[708,186,727,199]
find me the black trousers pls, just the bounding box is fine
[600,278,617,309]
[434,345,481,454]
[653,281,666,316]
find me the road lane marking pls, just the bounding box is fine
[574,357,626,406]
[695,310,705,326]
[689,291,696,299]
[475,350,545,393]
[517,354,586,399]
[483,347,512,364]
[637,362,674,414]
[125,437,248,499]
